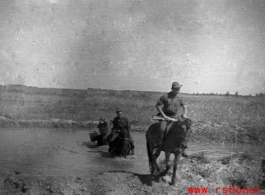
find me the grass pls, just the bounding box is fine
[0,85,264,145]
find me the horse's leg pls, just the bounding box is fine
[148,143,159,175]
[101,135,107,145]
[121,140,129,158]
[149,144,156,175]
[171,152,181,185]
[153,150,161,174]
[97,135,103,146]
[160,151,171,176]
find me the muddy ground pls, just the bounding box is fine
[0,127,264,195]
[1,153,265,195]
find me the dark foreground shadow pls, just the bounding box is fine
[108,170,160,186]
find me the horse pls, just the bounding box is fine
[107,128,132,158]
[146,118,192,185]
[89,131,109,146]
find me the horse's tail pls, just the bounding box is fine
[146,140,153,171]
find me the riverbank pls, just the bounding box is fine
[0,151,264,195]
[0,115,264,146]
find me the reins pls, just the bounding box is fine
[120,137,129,141]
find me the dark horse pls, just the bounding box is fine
[107,128,132,158]
[89,131,109,146]
[146,118,192,185]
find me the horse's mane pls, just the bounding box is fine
[178,118,192,129]
[168,118,192,130]
[165,118,192,138]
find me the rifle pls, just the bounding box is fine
[152,115,178,122]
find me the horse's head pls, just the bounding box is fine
[173,118,192,149]
[89,131,99,142]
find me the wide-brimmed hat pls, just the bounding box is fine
[116,109,122,113]
[171,82,182,89]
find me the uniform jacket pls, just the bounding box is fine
[112,116,131,131]
[97,121,110,137]
[157,92,186,117]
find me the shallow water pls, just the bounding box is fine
[0,128,263,176]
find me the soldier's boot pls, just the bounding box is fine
[128,134,135,155]
[129,141,135,155]
[152,138,164,155]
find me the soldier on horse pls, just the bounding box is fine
[154,81,189,157]
[108,109,135,156]
[89,116,110,146]
[145,81,191,185]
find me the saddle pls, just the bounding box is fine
[163,121,176,139]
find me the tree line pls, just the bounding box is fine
[192,91,265,97]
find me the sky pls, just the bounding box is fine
[0,0,265,95]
